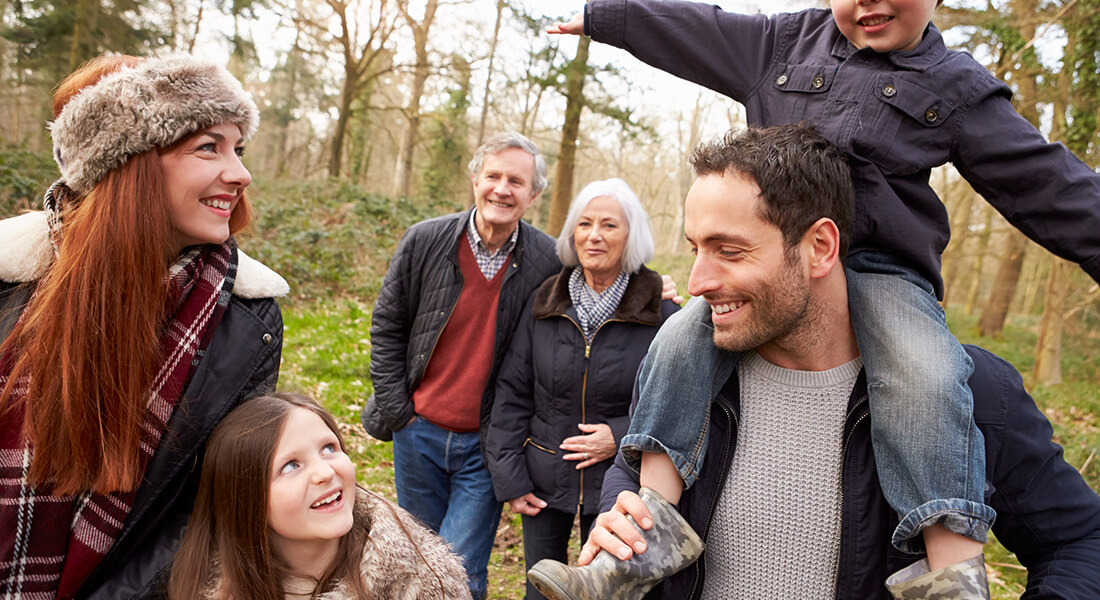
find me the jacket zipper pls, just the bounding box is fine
[524,438,558,454]
[555,314,626,512]
[418,271,464,389]
[689,397,737,600]
[834,393,870,598]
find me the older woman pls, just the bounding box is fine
[486,178,678,600]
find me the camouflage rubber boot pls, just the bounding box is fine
[885,554,990,599]
[526,487,704,600]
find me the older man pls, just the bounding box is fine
[366,132,562,598]
[529,125,1100,600]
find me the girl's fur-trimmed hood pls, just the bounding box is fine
[0,211,288,299]
[203,488,472,600]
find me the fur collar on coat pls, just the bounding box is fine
[0,211,288,298]
[204,488,472,600]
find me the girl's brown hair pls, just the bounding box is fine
[0,54,253,494]
[168,393,372,600]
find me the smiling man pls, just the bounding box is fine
[530,126,1100,600]
[363,132,562,599]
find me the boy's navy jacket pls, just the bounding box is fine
[586,0,1100,296]
[600,346,1100,599]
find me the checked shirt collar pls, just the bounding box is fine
[466,209,518,280]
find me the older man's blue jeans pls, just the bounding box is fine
[393,416,502,599]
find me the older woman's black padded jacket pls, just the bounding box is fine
[486,265,678,515]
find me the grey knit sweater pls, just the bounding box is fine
[702,352,862,600]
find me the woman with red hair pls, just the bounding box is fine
[0,54,287,599]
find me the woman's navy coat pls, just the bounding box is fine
[486,265,678,515]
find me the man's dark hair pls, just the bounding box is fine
[690,124,853,259]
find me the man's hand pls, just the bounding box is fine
[577,491,654,566]
[660,274,684,305]
[546,13,584,35]
[509,492,547,517]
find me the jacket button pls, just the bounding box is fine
[924,108,939,122]
[812,74,825,89]
[262,333,273,344]
[882,84,897,97]
[776,74,788,85]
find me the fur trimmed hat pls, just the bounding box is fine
[49,54,259,195]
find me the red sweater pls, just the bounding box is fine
[412,241,506,432]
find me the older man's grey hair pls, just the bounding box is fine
[556,177,655,274]
[467,132,549,195]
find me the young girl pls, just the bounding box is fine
[169,393,471,600]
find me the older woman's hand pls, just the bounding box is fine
[660,274,684,305]
[560,423,617,470]
[509,492,547,517]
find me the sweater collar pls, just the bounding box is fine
[532,265,663,325]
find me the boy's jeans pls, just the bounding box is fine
[621,251,995,551]
[393,416,502,599]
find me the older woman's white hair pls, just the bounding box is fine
[556,177,655,274]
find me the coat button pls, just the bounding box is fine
[262,333,273,344]
[882,84,897,97]
[812,74,825,89]
[924,107,939,122]
[776,74,788,85]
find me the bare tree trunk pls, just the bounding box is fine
[1032,19,1080,385]
[1020,255,1044,315]
[1034,257,1070,385]
[189,0,204,52]
[964,205,995,315]
[330,81,354,177]
[358,133,374,186]
[324,0,400,178]
[69,0,94,72]
[670,95,705,254]
[977,0,1040,337]
[476,0,505,147]
[547,36,590,237]
[394,0,439,198]
[979,229,1028,337]
[167,0,179,50]
[941,178,976,306]
[276,24,304,178]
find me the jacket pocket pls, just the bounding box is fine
[524,437,558,455]
[853,73,956,174]
[525,436,561,499]
[771,63,837,123]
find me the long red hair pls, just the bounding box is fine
[0,54,253,495]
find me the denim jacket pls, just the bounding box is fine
[599,346,1100,599]
[586,0,1100,296]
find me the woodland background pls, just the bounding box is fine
[0,0,1098,598]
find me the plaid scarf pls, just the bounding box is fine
[568,267,630,343]
[0,240,236,600]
